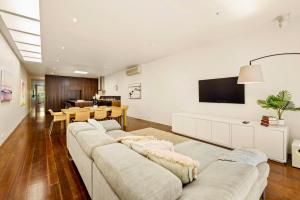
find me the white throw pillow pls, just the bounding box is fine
[145,149,200,184]
[87,119,106,133]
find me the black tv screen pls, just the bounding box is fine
[198,77,245,104]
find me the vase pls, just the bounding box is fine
[278,119,285,126]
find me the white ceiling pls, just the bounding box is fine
[3,0,300,78]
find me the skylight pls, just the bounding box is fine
[20,51,41,59]
[0,0,40,20]
[0,0,41,63]
[10,30,41,45]
[15,42,41,53]
[0,11,40,35]
[23,57,41,63]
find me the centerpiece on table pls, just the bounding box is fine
[257,90,300,126]
[92,94,101,107]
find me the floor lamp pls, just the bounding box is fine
[238,53,300,84]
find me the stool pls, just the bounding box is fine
[292,139,300,168]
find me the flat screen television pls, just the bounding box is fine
[198,77,245,104]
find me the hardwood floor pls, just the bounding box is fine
[0,106,300,200]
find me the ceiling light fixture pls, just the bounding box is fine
[61,46,65,50]
[74,70,88,75]
[72,18,78,23]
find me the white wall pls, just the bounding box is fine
[0,32,29,145]
[105,20,300,143]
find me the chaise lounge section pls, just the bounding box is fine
[67,120,270,200]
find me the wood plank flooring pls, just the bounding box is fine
[0,106,300,200]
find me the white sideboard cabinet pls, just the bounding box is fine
[172,113,289,163]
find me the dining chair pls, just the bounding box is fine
[73,109,90,122]
[94,108,108,121]
[48,109,67,135]
[109,107,123,124]
[69,107,80,110]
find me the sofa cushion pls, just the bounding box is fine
[92,143,182,200]
[175,140,229,172]
[100,120,121,131]
[75,130,115,157]
[106,129,133,139]
[68,122,96,136]
[179,160,258,200]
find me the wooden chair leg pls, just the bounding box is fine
[49,120,54,135]
[60,121,64,129]
[261,190,266,200]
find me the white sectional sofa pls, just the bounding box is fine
[67,121,270,200]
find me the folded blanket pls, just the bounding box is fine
[116,135,155,142]
[117,135,174,155]
[219,148,268,166]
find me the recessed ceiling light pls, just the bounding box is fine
[74,70,88,75]
[72,18,78,23]
[56,59,60,62]
[150,42,158,47]
[61,46,65,50]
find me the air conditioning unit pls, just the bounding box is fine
[126,65,141,76]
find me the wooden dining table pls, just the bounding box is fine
[61,105,129,130]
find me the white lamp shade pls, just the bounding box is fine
[237,65,264,84]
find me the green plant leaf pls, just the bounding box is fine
[277,90,292,101]
[284,101,295,110]
[257,100,269,108]
[266,95,282,109]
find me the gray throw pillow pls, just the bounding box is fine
[100,120,121,131]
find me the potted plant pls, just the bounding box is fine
[257,90,300,125]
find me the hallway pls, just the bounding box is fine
[0,105,89,200]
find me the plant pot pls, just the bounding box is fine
[278,119,285,126]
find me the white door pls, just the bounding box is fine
[172,114,184,134]
[232,125,254,148]
[183,117,197,137]
[255,127,284,161]
[195,119,212,141]
[212,121,231,146]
